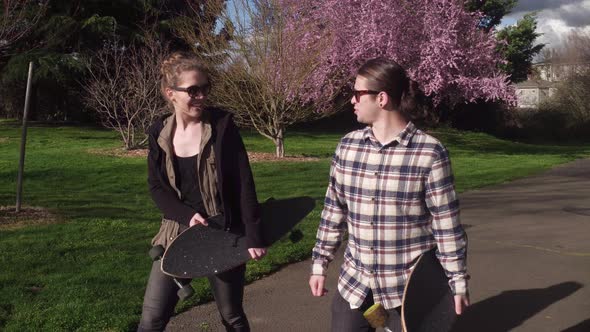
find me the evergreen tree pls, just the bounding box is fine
[466,0,517,32]
[465,1,545,83]
[496,13,544,82]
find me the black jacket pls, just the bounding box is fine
[147,108,264,248]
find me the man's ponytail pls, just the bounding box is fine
[357,58,427,122]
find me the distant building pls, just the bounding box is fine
[514,61,589,108]
[515,80,557,109]
[532,61,590,82]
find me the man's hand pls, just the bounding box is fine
[189,213,208,227]
[309,275,328,296]
[454,294,470,315]
[248,248,267,260]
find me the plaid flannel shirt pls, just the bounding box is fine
[311,122,468,309]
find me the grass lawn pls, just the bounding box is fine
[0,120,588,331]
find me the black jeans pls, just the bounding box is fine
[331,290,402,332]
[137,262,249,332]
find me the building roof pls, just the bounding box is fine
[533,61,590,67]
[515,79,557,89]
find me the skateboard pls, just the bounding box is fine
[401,247,456,332]
[149,196,315,299]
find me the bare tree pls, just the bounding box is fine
[541,31,590,64]
[538,31,590,126]
[563,30,590,64]
[174,0,336,157]
[0,0,47,54]
[83,36,168,149]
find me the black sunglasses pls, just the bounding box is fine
[351,89,380,102]
[171,83,211,98]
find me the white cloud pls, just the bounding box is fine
[537,17,590,48]
[501,0,590,50]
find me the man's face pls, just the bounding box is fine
[351,76,381,125]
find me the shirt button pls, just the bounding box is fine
[371,197,375,201]
[374,172,379,176]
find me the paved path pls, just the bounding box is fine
[167,159,590,332]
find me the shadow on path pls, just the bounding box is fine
[452,282,583,332]
[561,318,590,332]
[562,318,590,332]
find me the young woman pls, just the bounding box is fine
[309,58,469,331]
[138,52,267,332]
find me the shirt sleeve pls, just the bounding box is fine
[311,142,348,276]
[227,117,264,248]
[424,145,469,295]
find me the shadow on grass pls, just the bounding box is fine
[0,303,13,330]
[452,282,582,332]
[64,206,138,219]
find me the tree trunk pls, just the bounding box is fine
[274,138,284,158]
[273,128,284,158]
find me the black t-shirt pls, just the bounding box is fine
[173,154,206,216]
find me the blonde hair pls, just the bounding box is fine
[160,52,210,104]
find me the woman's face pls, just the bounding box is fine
[351,75,381,125]
[167,70,209,120]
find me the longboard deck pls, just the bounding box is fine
[161,196,315,278]
[401,248,456,332]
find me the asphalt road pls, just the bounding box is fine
[167,158,590,332]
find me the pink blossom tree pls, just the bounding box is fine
[280,0,516,111]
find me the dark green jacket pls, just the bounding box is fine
[147,108,263,248]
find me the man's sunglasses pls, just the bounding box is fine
[351,89,380,102]
[171,83,211,98]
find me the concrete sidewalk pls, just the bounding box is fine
[167,158,590,332]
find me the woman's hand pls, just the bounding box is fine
[189,213,208,227]
[248,248,267,260]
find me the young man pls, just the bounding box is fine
[309,58,469,332]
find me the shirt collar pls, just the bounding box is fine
[363,121,417,148]
[158,112,213,153]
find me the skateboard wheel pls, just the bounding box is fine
[149,245,165,261]
[177,284,195,301]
